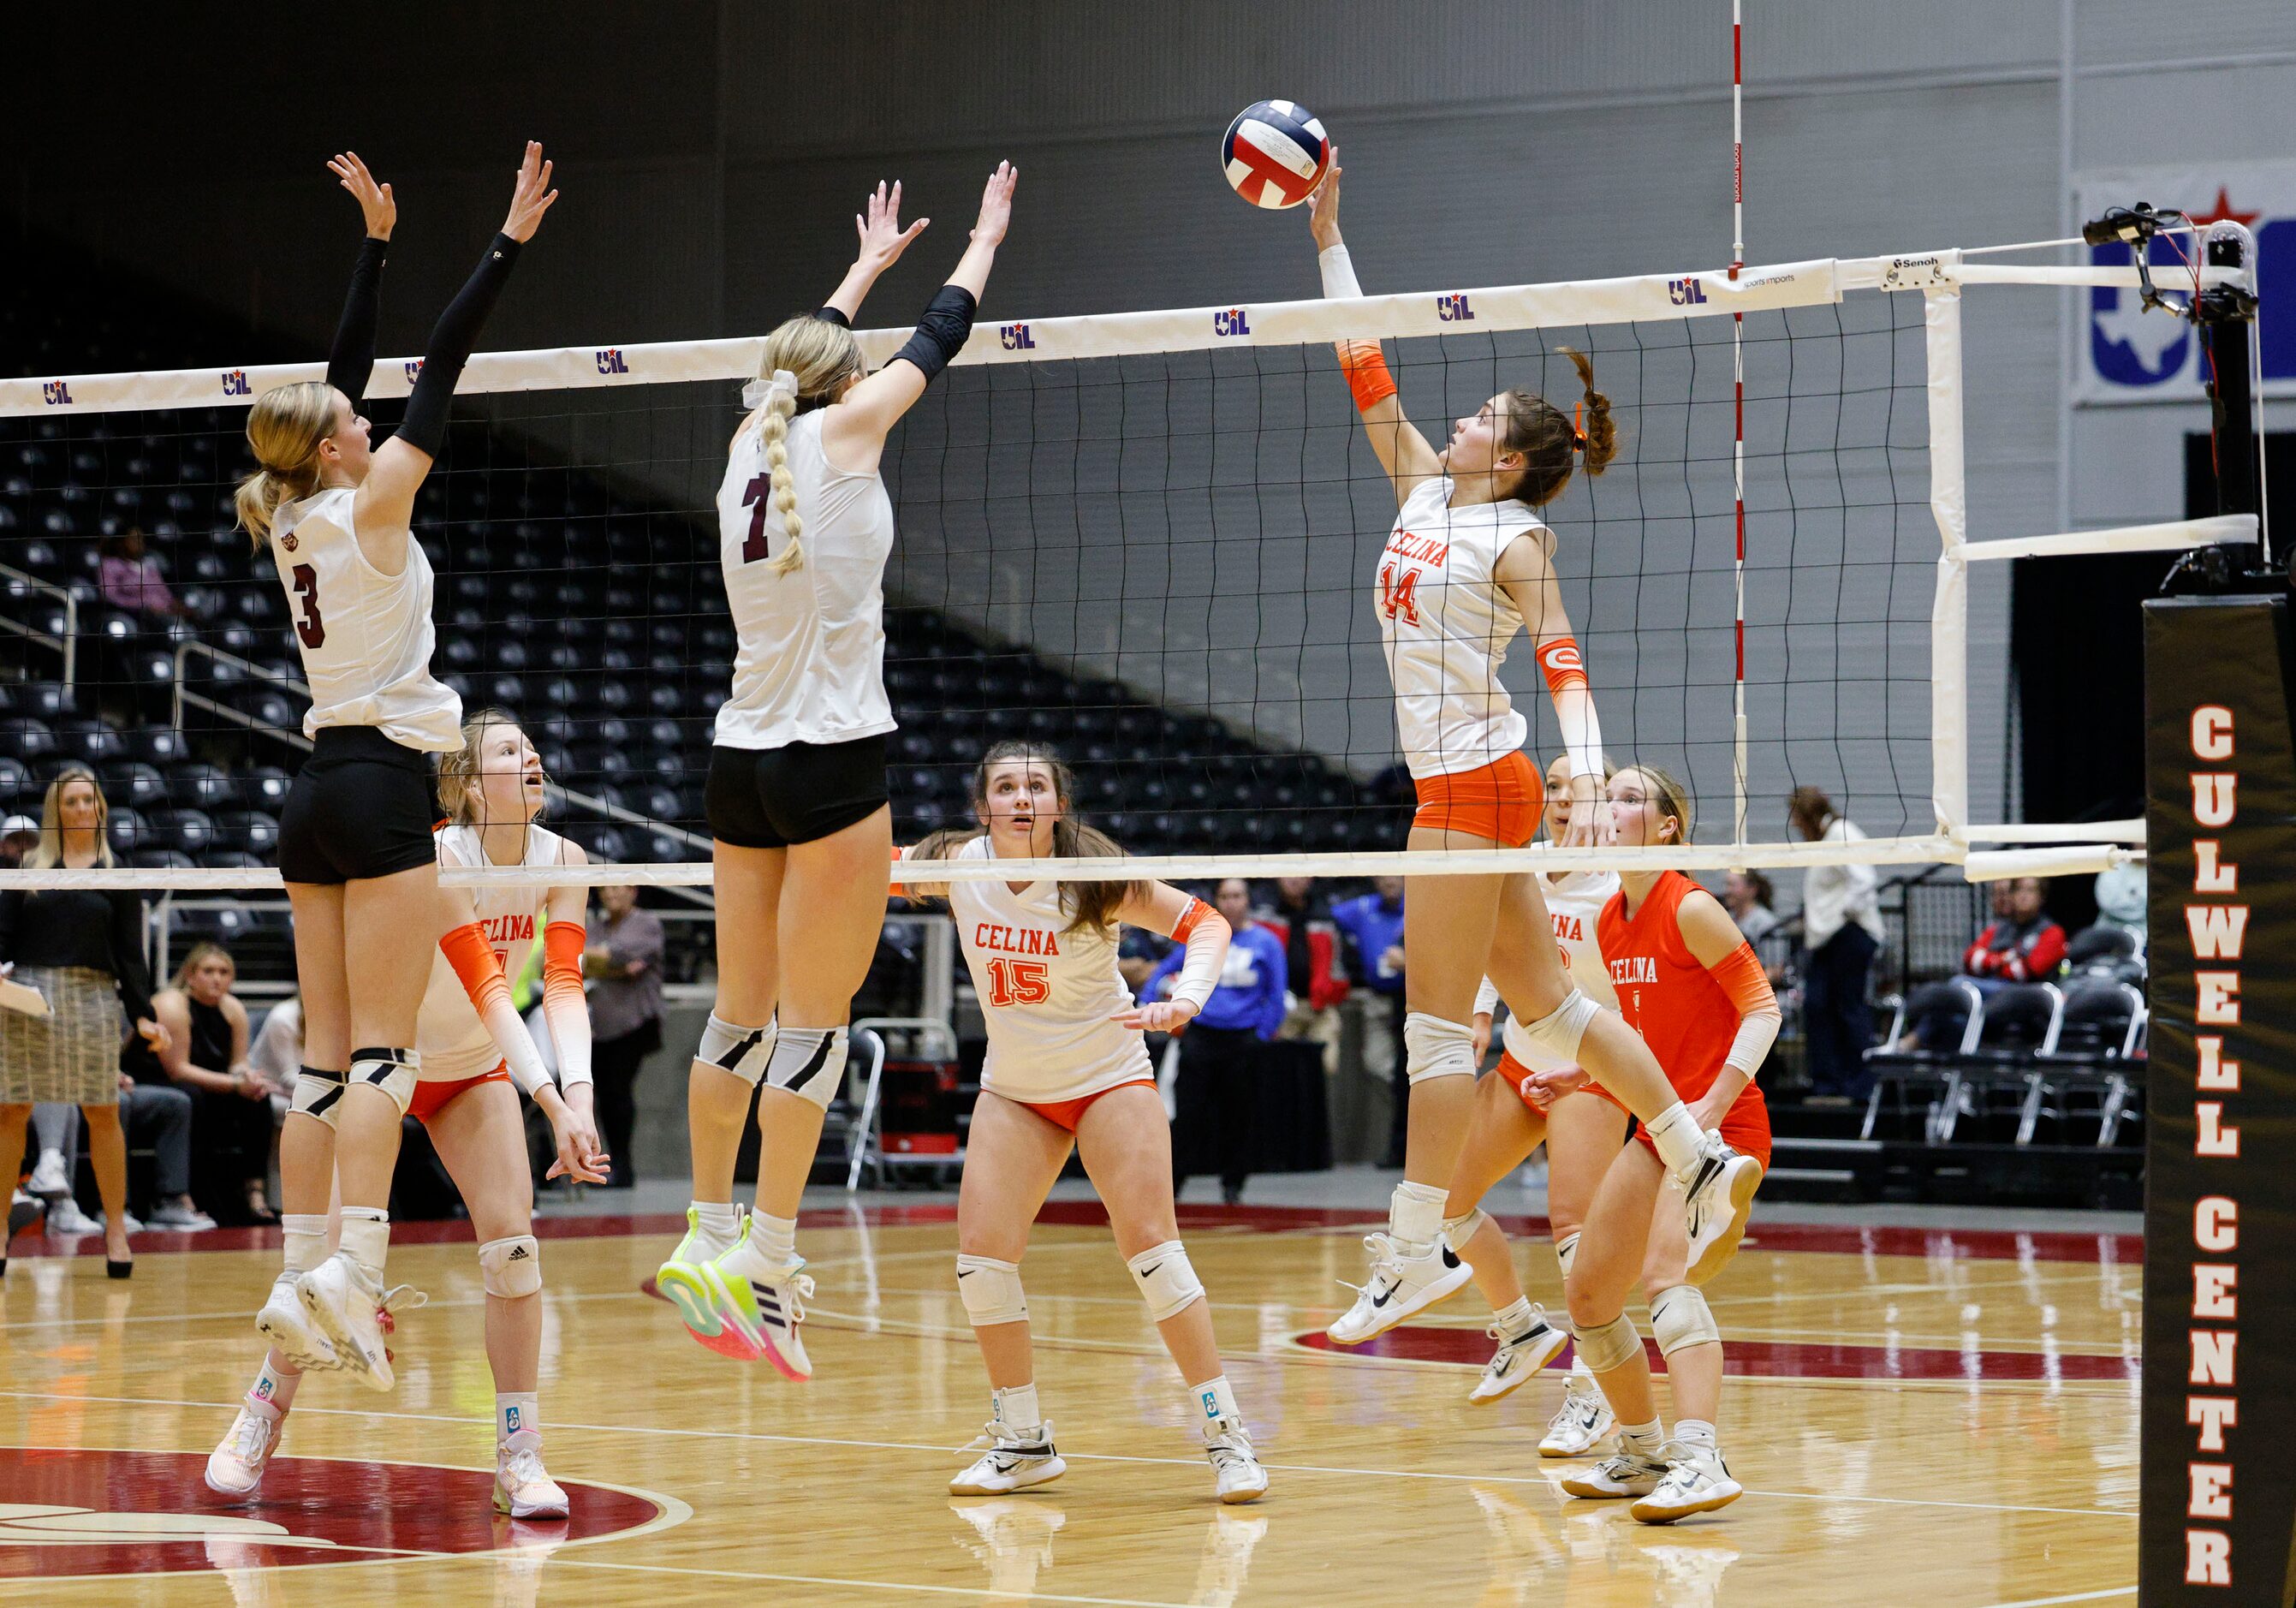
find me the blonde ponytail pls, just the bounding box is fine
[739,315,865,576]
[235,381,338,546]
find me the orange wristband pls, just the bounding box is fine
[1338,340,1398,412]
[1537,637,1589,696]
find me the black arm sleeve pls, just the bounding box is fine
[108,892,154,1025]
[396,233,523,459]
[323,235,390,407]
[812,306,852,328]
[890,284,978,384]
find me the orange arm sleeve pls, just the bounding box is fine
[1709,942,1781,1076]
[1337,340,1398,412]
[441,922,549,1094]
[542,920,592,1087]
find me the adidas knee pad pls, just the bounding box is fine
[1555,1230,1580,1280]
[1518,990,1601,1063]
[289,1066,347,1129]
[1127,1240,1206,1321]
[1443,1210,1489,1255]
[1575,1311,1641,1374]
[1651,1284,1721,1356]
[697,1015,775,1086]
[479,1235,543,1300]
[1403,1012,1476,1083]
[348,1047,417,1117]
[764,1026,848,1111]
[955,1254,1028,1327]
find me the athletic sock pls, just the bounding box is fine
[248,1356,299,1414]
[281,1212,330,1275]
[992,1383,1042,1436]
[1644,1102,1705,1177]
[1673,1417,1718,1452]
[497,1391,540,1444]
[338,1209,389,1278]
[1620,1418,1665,1458]
[1190,1373,1242,1428]
[1389,1181,1448,1253]
[691,1200,740,1255]
[752,1212,798,1269]
[1493,1295,1537,1338]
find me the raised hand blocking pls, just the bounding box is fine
[328,151,396,241]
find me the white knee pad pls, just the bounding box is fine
[348,1047,418,1117]
[1574,1311,1642,1374]
[1518,990,1602,1063]
[955,1254,1028,1327]
[698,1015,776,1086]
[1403,1012,1477,1083]
[764,1026,848,1111]
[1555,1230,1580,1281]
[1127,1240,1206,1322]
[289,1068,347,1129]
[479,1235,543,1300]
[1651,1284,1721,1356]
[1443,1210,1489,1255]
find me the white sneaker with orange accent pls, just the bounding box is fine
[494,1431,570,1519]
[205,1400,284,1499]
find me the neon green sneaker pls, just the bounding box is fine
[655,1208,758,1362]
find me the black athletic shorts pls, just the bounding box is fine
[705,733,889,849]
[277,727,438,884]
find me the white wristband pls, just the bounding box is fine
[1318,244,1362,301]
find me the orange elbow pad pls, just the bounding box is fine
[1536,637,1589,697]
[544,920,586,994]
[1338,339,1398,412]
[441,922,512,1013]
[1710,942,1776,1016]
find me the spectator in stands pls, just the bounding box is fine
[0,817,39,870]
[1331,875,1408,1166]
[1149,878,1285,1206]
[1962,877,2067,989]
[96,527,190,622]
[0,765,170,1274]
[585,884,664,1189]
[140,943,277,1224]
[1722,871,1779,944]
[1257,876,1350,1074]
[1789,786,1884,1103]
[2091,861,2147,953]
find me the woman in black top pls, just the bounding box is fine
[0,765,168,1275]
[145,943,278,1224]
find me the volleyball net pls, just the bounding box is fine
[0,237,2239,896]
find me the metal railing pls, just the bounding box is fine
[0,561,77,684]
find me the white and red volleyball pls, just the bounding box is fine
[1221,100,1329,210]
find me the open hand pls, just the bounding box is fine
[856,179,929,270]
[500,141,560,243]
[328,151,396,241]
[1112,997,1199,1034]
[1307,146,1344,250]
[971,161,1018,247]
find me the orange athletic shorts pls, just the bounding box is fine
[407,1064,514,1125]
[1503,1051,1773,1172]
[1015,1079,1158,1134]
[1413,751,1544,847]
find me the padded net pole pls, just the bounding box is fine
[1730,0,1750,853]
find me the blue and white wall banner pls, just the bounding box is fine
[2074,161,2295,407]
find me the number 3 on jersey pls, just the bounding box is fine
[289,563,324,648]
[985,957,1050,1008]
[1378,562,1421,626]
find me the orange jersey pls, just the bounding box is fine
[1597,871,1768,1121]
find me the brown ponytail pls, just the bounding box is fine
[1495,347,1617,507]
[904,741,1143,933]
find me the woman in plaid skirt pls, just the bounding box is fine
[0,765,169,1277]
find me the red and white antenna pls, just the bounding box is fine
[1730,0,1749,852]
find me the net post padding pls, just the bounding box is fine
[1923,286,1970,846]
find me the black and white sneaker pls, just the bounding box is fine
[1469,1307,1568,1403]
[951,1420,1066,1496]
[1680,1135,1760,1283]
[1326,1232,1472,1344]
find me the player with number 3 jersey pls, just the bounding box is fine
[900,741,1269,1504]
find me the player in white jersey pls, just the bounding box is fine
[656,167,1021,1379]
[1304,153,1757,1343]
[208,711,607,1516]
[230,146,557,1389]
[901,741,1268,1504]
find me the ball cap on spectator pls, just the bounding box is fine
[1,815,39,837]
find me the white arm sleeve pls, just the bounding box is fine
[1552,679,1606,785]
[1473,976,1501,1019]
[1168,912,1230,1012]
[476,989,552,1099]
[1723,1009,1783,1079]
[1318,244,1363,301]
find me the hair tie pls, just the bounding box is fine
[1572,399,1587,453]
[740,367,801,411]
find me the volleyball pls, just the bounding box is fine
[1221,99,1329,209]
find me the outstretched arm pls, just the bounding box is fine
[1306,151,1441,505]
[356,141,558,555]
[827,161,1018,468]
[820,180,931,323]
[323,152,394,408]
[1111,882,1228,1032]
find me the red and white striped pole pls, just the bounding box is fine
[1730,0,1749,852]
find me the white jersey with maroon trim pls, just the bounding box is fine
[413,821,568,1081]
[268,485,462,751]
[1377,474,1547,779]
[934,835,1153,1104]
[1482,868,1622,1075]
[712,408,898,750]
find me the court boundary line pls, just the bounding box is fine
[1976,1588,2134,1608]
